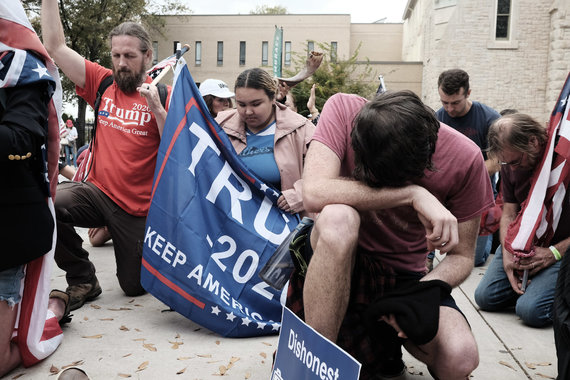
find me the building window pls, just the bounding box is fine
[307,41,314,55]
[173,40,180,54]
[217,41,223,66]
[195,41,202,65]
[152,41,158,65]
[330,41,338,63]
[284,41,291,66]
[262,41,268,66]
[240,41,246,66]
[495,0,511,39]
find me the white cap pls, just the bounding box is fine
[199,79,235,98]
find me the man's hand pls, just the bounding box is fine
[516,246,557,277]
[502,248,526,294]
[137,83,167,136]
[411,187,458,254]
[276,81,291,102]
[138,83,161,109]
[307,84,318,115]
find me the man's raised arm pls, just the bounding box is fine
[41,0,86,88]
[302,141,458,253]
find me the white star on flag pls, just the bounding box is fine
[241,317,252,326]
[211,305,221,315]
[561,95,568,107]
[271,322,280,331]
[260,183,269,192]
[32,62,49,78]
[256,321,267,329]
[226,312,236,321]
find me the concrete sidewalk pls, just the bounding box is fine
[6,230,558,379]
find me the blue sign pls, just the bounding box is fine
[141,64,299,337]
[272,307,361,380]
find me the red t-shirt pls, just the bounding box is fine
[313,93,494,273]
[76,60,169,216]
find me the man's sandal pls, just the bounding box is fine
[49,289,72,326]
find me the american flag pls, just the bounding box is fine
[146,44,189,80]
[504,73,570,258]
[0,0,64,367]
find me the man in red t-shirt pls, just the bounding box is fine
[41,0,170,310]
[287,91,493,379]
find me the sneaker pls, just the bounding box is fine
[66,277,102,311]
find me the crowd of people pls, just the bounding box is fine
[2,0,570,379]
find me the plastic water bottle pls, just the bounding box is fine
[259,217,314,290]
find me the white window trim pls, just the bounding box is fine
[487,0,519,49]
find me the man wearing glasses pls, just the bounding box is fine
[434,69,501,268]
[474,113,569,328]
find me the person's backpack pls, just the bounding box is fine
[79,76,168,181]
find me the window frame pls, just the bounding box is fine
[262,41,268,66]
[195,41,202,66]
[217,41,224,66]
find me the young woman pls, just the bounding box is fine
[216,68,315,217]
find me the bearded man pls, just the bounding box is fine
[41,0,171,310]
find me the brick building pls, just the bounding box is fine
[150,2,570,122]
[403,0,570,121]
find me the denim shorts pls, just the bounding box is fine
[0,265,25,307]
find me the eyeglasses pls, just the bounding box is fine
[498,152,525,167]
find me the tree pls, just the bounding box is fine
[250,5,288,14]
[22,0,190,146]
[286,42,377,118]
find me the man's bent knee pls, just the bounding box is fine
[118,277,145,297]
[430,341,479,379]
[313,204,360,246]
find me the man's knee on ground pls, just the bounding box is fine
[430,337,479,378]
[473,286,491,310]
[516,298,552,327]
[473,285,504,311]
[118,278,145,297]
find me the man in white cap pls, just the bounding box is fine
[199,79,234,117]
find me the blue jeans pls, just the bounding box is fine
[0,265,25,307]
[64,144,76,166]
[427,234,491,266]
[474,245,560,327]
[474,234,492,266]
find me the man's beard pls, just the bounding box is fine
[113,64,146,93]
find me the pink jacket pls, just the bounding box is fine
[216,102,315,216]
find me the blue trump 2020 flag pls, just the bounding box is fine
[141,63,299,337]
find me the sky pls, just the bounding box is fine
[183,0,408,23]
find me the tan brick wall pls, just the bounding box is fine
[546,0,570,116]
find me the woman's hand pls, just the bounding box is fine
[277,195,293,213]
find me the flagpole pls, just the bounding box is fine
[151,44,190,86]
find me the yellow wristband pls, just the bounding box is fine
[549,246,562,261]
